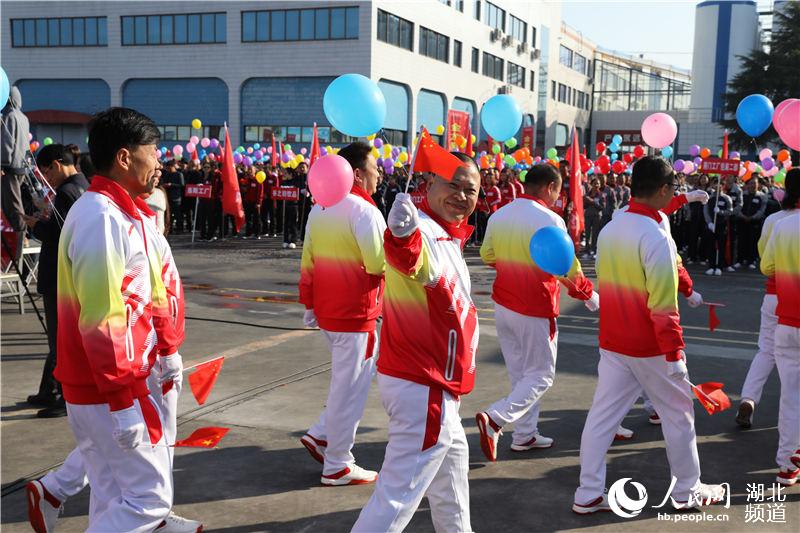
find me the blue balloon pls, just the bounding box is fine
[661,146,673,158]
[736,94,774,137]
[529,226,575,277]
[0,67,9,108]
[199,150,207,158]
[323,74,386,137]
[481,94,522,142]
[253,143,261,150]
[608,143,620,153]
[611,153,618,161]
[612,134,623,145]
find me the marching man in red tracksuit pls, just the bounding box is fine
[352,152,480,532]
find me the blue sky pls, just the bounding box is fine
[561,0,698,70]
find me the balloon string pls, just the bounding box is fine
[559,276,593,301]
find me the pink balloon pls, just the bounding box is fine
[308,154,354,208]
[200,137,210,148]
[641,113,677,149]
[773,188,785,203]
[683,161,695,174]
[172,144,183,154]
[773,99,798,133]
[783,159,792,169]
[190,135,199,145]
[186,142,196,153]
[208,153,216,161]
[738,164,747,177]
[746,161,757,172]
[774,100,800,151]
[300,148,308,155]
[758,148,772,161]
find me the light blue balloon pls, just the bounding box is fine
[529,226,575,277]
[612,134,623,145]
[323,73,386,137]
[736,94,774,137]
[481,94,522,142]
[661,146,673,159]
[0,67,9,109]
[608,143,620,153]
[611,153,618,161]
[253,143,261,150]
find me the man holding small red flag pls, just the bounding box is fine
[220,125,245,233]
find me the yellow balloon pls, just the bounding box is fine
[290,160,298,169]
[436,125,445,135]
[334,148,340,154]
[367,134,376,140]
[371,147,380,158]
[398,152,409,163]
[394,160,402,167]
[383,143,393,153]
[470,134,476,143]
[191,119,202,129]
[255,171,266,183]
[295,154,304,162]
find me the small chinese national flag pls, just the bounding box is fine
[188,357,225,405]
[708,305,721,332]
[412,127,465,181]
[174,427,230,448]
[691,382,731,415]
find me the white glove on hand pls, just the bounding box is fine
[685,190,709,204]
[708,223,715,232]
[159,353,183,384]
[667,351,688,380]
[303,309,318,328]
[686,291,703,308]
[585,291,600,312]
[388,193,420,238]
[111,406,146,450]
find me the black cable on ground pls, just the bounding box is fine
[185,316,313,331]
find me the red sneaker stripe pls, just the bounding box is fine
[322,467,351,480]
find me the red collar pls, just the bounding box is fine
[420,199,474,248]
[88,175,141,221]
[518,194,549,208]
[350,185,377,207]
[134,197,156,218]
[627,199,662,223]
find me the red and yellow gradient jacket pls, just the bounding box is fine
[299,186,386,332]
[759,209,798,295]
[378,201,479,397]
[480,195,593,318]
[55,177,162,411]
[596,200,685,361]
[760,212,800,327]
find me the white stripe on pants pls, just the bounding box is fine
[42,362,180,502]
[352,374,471,533]
[575,349,701,504]
[66,398,172,533]
[741,294,778,403]
[774,324,800,470]
[307,329,378,476]
[486,303,556,443]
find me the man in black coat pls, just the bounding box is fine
[22,144,89,418]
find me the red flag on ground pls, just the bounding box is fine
[309,123,321,166]
[412,127,465,181]
[173,427,230,448]
[188,357,225,405]
[708,304,721,332]
[691,382,731,415]
[221,126,245,232]
[567,127,585,248]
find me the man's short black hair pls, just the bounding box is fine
[36,143,75,168]
[450,151,479,173]
[524,164,561,191]
[338,141,373,172]
[631,156,674,198]
[78,153,96,179]
[87,107,160,174]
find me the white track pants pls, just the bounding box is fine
[65,397,172,533]
[486,304,557,443]
[352,374,472,533]
[575,349,701,504]
[741,294,778,403]
[307,329,378,476]
[42,364,180,503]
[774,324,800,470]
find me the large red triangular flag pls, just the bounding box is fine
[309,123,321,166]
[691,382,731,415]
[722,130,728,159]
[191,146,199,161]
[567,127,585,247]
[271,133,277,169]
[708,304,721,332]
[188,357,225,405]
[465,122,473,156]
[221,126,245,232]
[174,427,230,448]
[411,127,466,181]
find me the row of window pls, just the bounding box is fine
[243,125,357,145]
[376,9,413,50]
[437,0,465,11]
[419,26,449,63]
[474,1,537,47]
[241,7,358,43]
[122,13,225,46]
[560,45,591,76]
[552,81,591,110]
[11,17,107,47]
[158,125,221,141]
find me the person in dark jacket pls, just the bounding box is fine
[22,144,89,417]
[1,86,31,233]
[161,159,185,233]
[735,177,768,269]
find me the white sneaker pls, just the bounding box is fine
[510,432,554,451]
[777,467,799,487]
[282,242,289,249]
[791,449,800,470]
[26,480,61,533]
[749,263,757,270]
[614,425,634,440]
[573,494,611,515]
[476,412,502,461]
[725,266,736,272]
[714,268,722,276]
[154,512,203,533]
[705,268,715,276]
[672,483,726,509]
[733,262,742,269]
[288,243,297,249]
[300,433,327,464]
[648,413,662,425]
[321,464,377,486]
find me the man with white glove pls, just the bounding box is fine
[685,189,709,204]
[387,192,419,237]
[575,156,725,514]
[298,142,386,486]
[476,164,598,460]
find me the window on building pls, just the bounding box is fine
[419,26,448,63]
[243,125,353,145]
[484,2,505,31]
[474,1,482,20]
[530,71,536,91]
[455,0,465,12]
[159,125,221,141]
[559,45,572,68]
[122,13,225,45]
[482,51,503,81]
[551,80,556,100]
[471,47,479,73]
[507,61,525,87]
[573,53,587,75]
[242,6,358,43]
[11,16,108,47]
[453,40,462,67]
[509,14,526,43]
[531,26,536,48]
[377,9,412,50]
[558,83,567,103]
[555,123,569,147]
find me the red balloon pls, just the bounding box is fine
[597,155,610,166]
[612,161,625,174]
[581,160,592,173]
[633,145,645,158]
[623,153,633,163]
[596,142,607,154]
[599,164,610,175]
